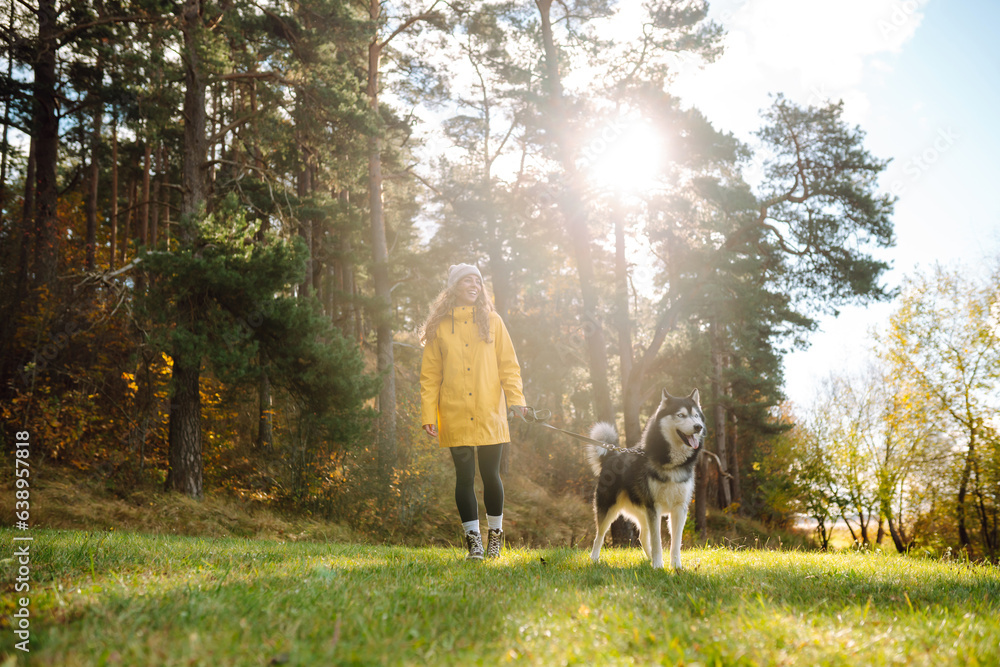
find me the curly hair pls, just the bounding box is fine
[419,283,495,346]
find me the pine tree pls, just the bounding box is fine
[141,197,378,498]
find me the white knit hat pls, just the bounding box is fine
[447,263,483,290]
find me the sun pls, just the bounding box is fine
[583,119,666,195]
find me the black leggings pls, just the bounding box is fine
[450,444,505,523]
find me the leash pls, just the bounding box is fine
[507,405,730,478]
[507,406,644,456]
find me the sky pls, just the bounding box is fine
[667,0,1000,408]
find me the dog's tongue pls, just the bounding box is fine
[685,433,700,449]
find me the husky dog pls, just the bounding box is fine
[587,389,704,569]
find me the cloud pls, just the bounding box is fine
[671,0,930,135]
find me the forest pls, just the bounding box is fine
[1,0,997,561]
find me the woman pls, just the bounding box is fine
[419,263,526,560]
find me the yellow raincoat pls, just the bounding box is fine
[420,307,525,448]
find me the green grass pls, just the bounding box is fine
[2,529,999,666]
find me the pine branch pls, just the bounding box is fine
[377,1,446,52]
[208,114,257,145]
[54,15,161,45]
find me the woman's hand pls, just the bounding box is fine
[423,424,438,437]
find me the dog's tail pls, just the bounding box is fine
[586,422,619,475]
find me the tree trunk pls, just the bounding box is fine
[858,508,870,545]
[973,464,997,557]
[879,493,907,552]
[613,199,639,445]
[180,0,208,222]
[729,410,741,506]
[957,436,975,549]
[840,511,859,544]
[336,190,361,340]
[18,138,36,294]
[294,83,315,295]
[621,345,645,450]
[0,136,30,390]
[886,513,908,553]
[150,142,162,247]
[370,139,397,479]
[140,140,151,247]
[695,455,709,541]
[312,214,322,296]
[85,100,102,271]
[297,156,314,295]
[483,181,512,326]
[165,350,203,499]
[161,174,171,249]
[122,174,137,265]
[816,517,831,550]
[32,0,60,287]
[110,121,118,270]
[537,0,622,543]
[536,0,613,424]
[711,319,732,508]
[481,100,511,320]
[164,0,210,499]
[368,1,397,479]
[488,250,511,321]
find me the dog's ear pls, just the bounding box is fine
[661,388,675,402]
[689,388,700,406]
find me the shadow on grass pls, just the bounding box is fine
[21,541,1000,665]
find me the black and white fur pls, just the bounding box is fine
[587,389,705,569]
